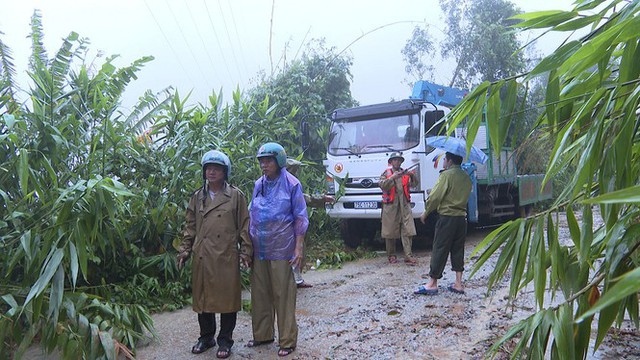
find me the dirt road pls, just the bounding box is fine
[133,226,639,360]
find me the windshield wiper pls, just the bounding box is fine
[331,147,359,155]
[363,144,396,151]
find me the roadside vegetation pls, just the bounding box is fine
[447,0,640,358]
[1,0,639,359]
[0,11,356,359]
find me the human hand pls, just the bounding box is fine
[420,212,427,224]
[289,245,303,269]
[323,195,335,204]
[177,253,188,269]
[240,254,252,270]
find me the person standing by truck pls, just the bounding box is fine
[415,152,471,295]
[379,152,418,265]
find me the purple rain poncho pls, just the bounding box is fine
[249,169,309,260]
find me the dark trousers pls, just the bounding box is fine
[198,312,237,347]
[429,215,467,279]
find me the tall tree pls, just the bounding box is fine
[440,0,526,88]
[446,0,640,357]
[403,0,526,89]
[247,39,356,167]
[401,25,436,84]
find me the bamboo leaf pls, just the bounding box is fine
[619,39,640,83]
[18,148,29,196]
[578,267,640,321]
[579,205,593,265]
[511,11,578,29]
[498,79,517,148]
[552,304,576,359]
[528,41,582,78]
[583,185,640,204]
[486,82,503,155]
[533,216,547,309]
[510,220,531,298]
[69,242,79,288]
[23,247,64,308]
[48,263,64,324]
[20,229,33,263]
[99,331,116,360]
[553,14,603,31]
[566,207,580,250]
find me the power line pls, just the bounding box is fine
[216,0,244,83]
[202,0,235,87]
[225,0,250,75]
[164,0,212,90]
[144,0,196,86]
[184,0,223,86]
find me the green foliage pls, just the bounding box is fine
[306,234,377,270]
[440,0,526,88]
[401,26,436,83]
[247,39,357,163]
[0,10,324,359]
[404,0,526,89]
[452,0,640,357]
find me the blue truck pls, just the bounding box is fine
[323,80,553,247]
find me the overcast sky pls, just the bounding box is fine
[2,0,577,112]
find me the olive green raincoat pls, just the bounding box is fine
[179,183,252,313]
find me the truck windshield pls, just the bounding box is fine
[328,113,420,155]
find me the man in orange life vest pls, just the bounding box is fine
[379,152,418,265]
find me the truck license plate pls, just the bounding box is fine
[354,201,378,209]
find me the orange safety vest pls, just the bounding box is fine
[381,168,411,204]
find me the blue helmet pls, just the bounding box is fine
[201,150,231,179]
[256,142,287,168]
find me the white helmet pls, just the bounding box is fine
[201,150,231,179]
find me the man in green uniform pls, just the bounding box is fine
[415,152,471,295]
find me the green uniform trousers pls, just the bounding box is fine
[250,259,298,349]
[429,215,467,279]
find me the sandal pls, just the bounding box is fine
[216,346,231,359]
[247,339,274,347]
[191,338,216,354]
[388,255,398,264]
[404,257,417,266]
[278,347,295,357]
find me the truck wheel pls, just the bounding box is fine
[340,219,363,248]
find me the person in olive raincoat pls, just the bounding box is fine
[177,150,252,359]
[379,151,418,265]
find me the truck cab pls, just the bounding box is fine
[322,81,552,247]
[323,98,450,247]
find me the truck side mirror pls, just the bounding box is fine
[301,121,310,151]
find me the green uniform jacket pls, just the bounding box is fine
[379,168,418,238]
[179,183,252,313]
[424,165,472,217]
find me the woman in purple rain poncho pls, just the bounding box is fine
[246,142,308,358]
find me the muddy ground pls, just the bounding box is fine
[131,220,638,359]
[26,214,639,359]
